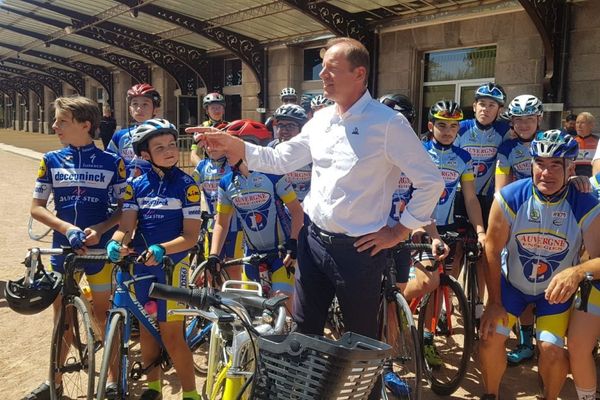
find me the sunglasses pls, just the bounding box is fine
[432,110,464,121]
[275,122,300,130]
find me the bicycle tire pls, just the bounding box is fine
[28,194,54,241]
[418,274,473,396]
[382,292,422,400]
[96,313,126,400]
[190,261,230,289]
[466,260,481,339]
[50,295,99,400]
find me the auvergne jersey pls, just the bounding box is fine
[106,125,152,179]
[496,138,533,181]
[269,139,312,202]
[456,119,511,197]
[496,178,600,295]
[33,143,128,230]
[123,167,202,262]
[217,170,297,252]
[423,139,475,226]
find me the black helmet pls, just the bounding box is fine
[5,269,62,315]
[428,100,464,122]
[273,104,308,127]
[379,94,416,124]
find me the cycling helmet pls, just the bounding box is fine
[499,109,512,122]
[203,92,225,109]
[475,82,506,106]
[508,94,543,117]
[428,100,464,122]
[530,130,578,159]
[273,104,308,127]
[127,83,161,107]
[226,119,272,145]
[280,87,297,101]
[299,94,312,114]
[311,95,334,110]
[379,94,416,124]
[131,118,178,156]
[5,269,62,315]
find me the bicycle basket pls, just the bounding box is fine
[252,331,392,399]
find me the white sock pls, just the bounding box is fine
[575,386,596,400]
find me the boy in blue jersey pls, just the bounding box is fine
[206,122,305,307]
[480,131,600,400]
[106,119,201,400]
[26,96,127,400]
[106,83,161,179]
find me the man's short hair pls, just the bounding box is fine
[54,96,100,137]
[565,113,577,122]
[325,37,370,84]
[577,112,596,125]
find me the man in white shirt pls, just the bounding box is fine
[190,37,443,340]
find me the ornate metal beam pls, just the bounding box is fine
[0,64,62,96]
[14,77,44,105]
[0,79,30,109]
[0,5,203,95]
[113,0,265,97]
[518,0,568,102]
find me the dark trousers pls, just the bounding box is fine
[293,223,386,338]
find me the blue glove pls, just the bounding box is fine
[66,228,86,250]
[148,244,166,264]
[106,240,122,262]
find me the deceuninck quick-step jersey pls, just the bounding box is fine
[106,125,152,179]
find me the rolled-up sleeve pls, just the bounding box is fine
[385,115,444,229]
[245,129,312,175]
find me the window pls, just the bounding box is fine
[224,59,242,87]
[225,95,241,121]
[303,48,322,81]
[421,46,496,132]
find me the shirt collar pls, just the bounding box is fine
[332,89,371,122]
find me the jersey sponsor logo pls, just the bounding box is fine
[186,185,201,203]
[515,232,568,253]
[37,158,47,178]
[552,211,568,226]
[398,175,412,191]
[528,208,540,223]
[124,184,134,200]
[202,180,219,194]
[52,168,114,189]
[118,159,126,179]
[139,196,182,210]
[252,175,264,188]
[463,146,497,160]
[121,147,135,161]
[232,192,271,210]
[33,183,48,194]
[515,232,570,283]
[58,194,101,203]
[244,211,267,231]
[513,160,531,174]
[440,169,460,183]
[474,162,488,178]
[439,187,452,205]
[286,170,311,182]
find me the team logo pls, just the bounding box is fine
[118,159,126,179]
[124,184,134,200]
[252,175,263,188]
[513,160,531,174]
[439,188,450,204]
[233,192,271,210]
[186,185,201,203]
[528,208,540,223]
[515,149,524,158]
[245,211,267,231]
[552,211,567,226]
[37,158,47,178]
[474,162,488,178]
[440,169,460,184]
[515,232,569,283]
[398,175,412,191]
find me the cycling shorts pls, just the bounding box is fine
[205,230,245,260]
[496,275,572,347]
[241,250,295,294]
[393,249,411,284]
[454,192,493,230]
[578,283,600,317]
[132,255,190,323]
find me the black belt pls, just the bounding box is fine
[310,224,357,246]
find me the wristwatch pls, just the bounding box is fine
[584,271,594,281]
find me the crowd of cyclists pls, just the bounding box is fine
[5,47,600,400]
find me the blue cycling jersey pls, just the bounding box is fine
[269,139,312,202]
[122,167,202,262]
[496,178,600,295]
[423,139,475,226]
[455,119,511,196]
[496,138,533,181]
[217,170,297,252]
[106,125,152,179]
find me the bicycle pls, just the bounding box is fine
[28,192,54,240]
[150,279,288,399]
[20,247,106,400]
[95,255,177,400]
[408,236,473,396]
[188,211,213,271]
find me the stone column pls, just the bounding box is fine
[29,90,40,132]
[113,71,132,130]
[43,86,55,134]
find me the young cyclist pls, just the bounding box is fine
[190,92,228,167]
[106,119,201,400]
[408,100,485,367]
[26,96,127,400]
[310,94,334,114]
[279,87,298,105]
[206,121,304,307]
[107,83,161,179]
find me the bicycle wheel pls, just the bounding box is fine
[28,193,53,241]
[190,261,230,289]
[50,295,100,400]
[382,292,422,400]
[96,313,126,400]
[186,316,211,375]
[466,260,481,339]
[417,274,473,396]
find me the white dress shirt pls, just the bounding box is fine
[245,90,444,236]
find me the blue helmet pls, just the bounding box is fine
[475,82,506,106]
[530,130,578,160]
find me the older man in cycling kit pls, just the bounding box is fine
[479,130,600,400]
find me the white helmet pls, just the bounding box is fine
[132,118,178,156]
[203,92,225,109]
[280,87,297,100]
[311,95,334,110]
[508,94,543,117]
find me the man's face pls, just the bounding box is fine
[576,116,594,137]
[281,96,297,105]
[52,109,90,145]
[532,157,572,195]
[564,120,576,132]
[512,115,539,140]
[473,98,501,126]
[319,45,365,103]
[206,103,225,121]
[129,96,155,123]
[141,134,179,167]
[429,120,460,145]
[274,119,301,142]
